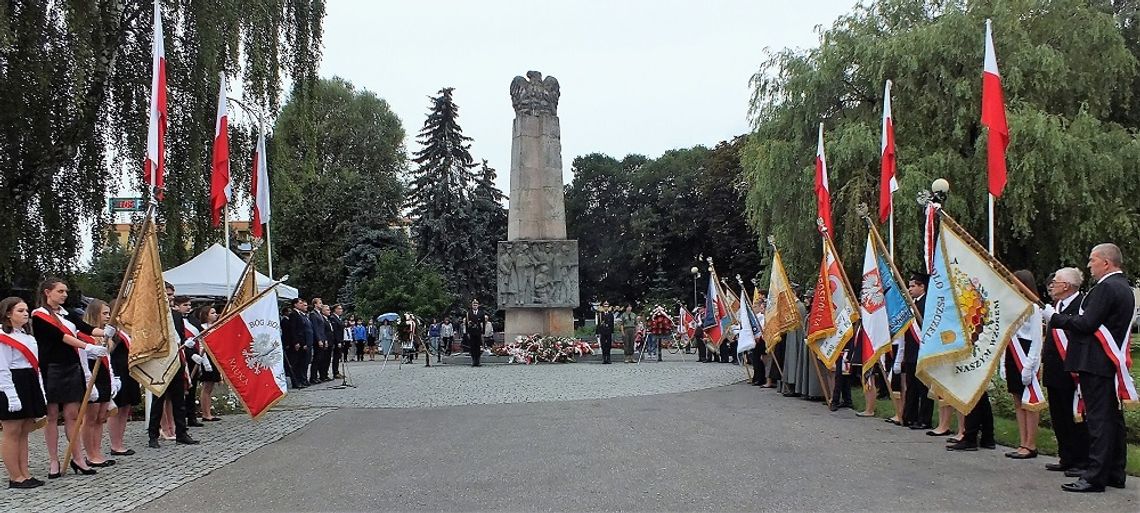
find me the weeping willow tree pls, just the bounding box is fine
[742,0,1139,284]
[0,0,326,288]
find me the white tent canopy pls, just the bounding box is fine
[163,243,299,300]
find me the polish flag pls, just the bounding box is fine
[679,306,697,340]
[209,74,231,227]
[143,1,167,197]
[251,130,270,239]
[815,123,834,235]
[879,80,898,224]
[200,289,287,418]
[982,19,1009,198]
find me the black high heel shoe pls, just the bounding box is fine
[47,460,62,479]
[69,460,96,475]
[86,458,116,467]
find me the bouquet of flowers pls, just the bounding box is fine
[500,334,595,364]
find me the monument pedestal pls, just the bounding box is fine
[505,308,574,343]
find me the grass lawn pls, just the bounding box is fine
[849,394,1140,476]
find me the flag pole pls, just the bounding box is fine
[263,117,274,280]
[987,193,995,255]
[889,211,895,259]
[225,207,232,299]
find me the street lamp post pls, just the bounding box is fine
[690,266,701,309]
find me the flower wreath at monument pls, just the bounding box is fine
[491,334,594,364]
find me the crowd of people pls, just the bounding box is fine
[0,279,232,489]
[728,243,1131,494]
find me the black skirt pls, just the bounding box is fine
[89,359,111,403]
[1006,337,1031,396]
[43,362,86,404]
[0,368,48,420]
[199,353,222,383]
[114,372,142,408]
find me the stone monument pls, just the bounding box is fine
[498,71,579,342]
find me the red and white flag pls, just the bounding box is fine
[201,289,287,418]
[251,130,270,239]
[815,123,834,235]
[679,306,697,340]
[879,80,897,224]
[143,1,167,197]
[210,74,231,227]
[982,19,1009,198]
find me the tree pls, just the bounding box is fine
[406,87,481,301]
[0,0,326,287]
[742,0,1139,284]
[353,249,454,321]
[469,159,508,307]
[270,77,406,301]
[565,153,641,306]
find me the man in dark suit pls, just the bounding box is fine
[902,273,934,430]
[1046,243,1134,493]
[465,299,486,367]
[1042,267,1090,474]
[596,301,615,364]
[308,298,328,383]
[330,304,346,379]
[283,298,313,388]
[148,290,197,448]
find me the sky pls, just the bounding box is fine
[318,0,857,194]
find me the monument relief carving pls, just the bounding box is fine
[497,240,579,308]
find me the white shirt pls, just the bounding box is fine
[1096,270,1123,285]
[0,330,38,370]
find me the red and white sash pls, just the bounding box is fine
[0,332,40,372]
[1050,328,1086,422]
[1007,335,1046,409]
[1093,324,1138,407]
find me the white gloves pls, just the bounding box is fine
[1021,359,1038,386]
[892,360,902,375]
[84,344,109,358]
[111,376,121,397]
[101,325,117,340]
[202,358,213,373]
[89,385,99,402]
[183,337,198,349]
[1042,304,1055,324]
[4,389,22,412]
[191,354,204,366]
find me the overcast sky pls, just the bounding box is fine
[319,0,856,193]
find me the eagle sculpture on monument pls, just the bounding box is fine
[510,70,560,116]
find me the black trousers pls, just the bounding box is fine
[289,346,309,386]
[832,370,853,405]
[599,332,612,363]
[469,335,482,366]
[902,364,934,426]
[148,367,188,439]
[750,348,764,383]
[1046,380,1090,469]
[1079,372,1127,486]
[769,342,784,382]
[963,391,994,445]
[184,369,199,422]
[332,342,343,377]
[696,340,707,361]
[311,345,329,381]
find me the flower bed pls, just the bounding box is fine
[490,334,594,364]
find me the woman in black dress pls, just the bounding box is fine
[1,297,48,488]
[106,299,141,457]
[194,305,223,421]
[32,278,113,477]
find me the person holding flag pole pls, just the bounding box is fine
[762,236,802,391]
[735,275,762,383]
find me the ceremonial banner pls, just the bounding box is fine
[702,269,732,346]
[859,233,892,370]
[679,306,697,340]
[763,247,802,350]
[114,215,180,396]
[736,292,757,354]
[720,280,741,323]
[806,236,860,370]
[915,213,1036,413]
[202,289,287,418]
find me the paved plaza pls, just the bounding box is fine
[2,356,1137,511]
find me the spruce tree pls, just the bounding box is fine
[469,159,508,306]
[407,88,480,301]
